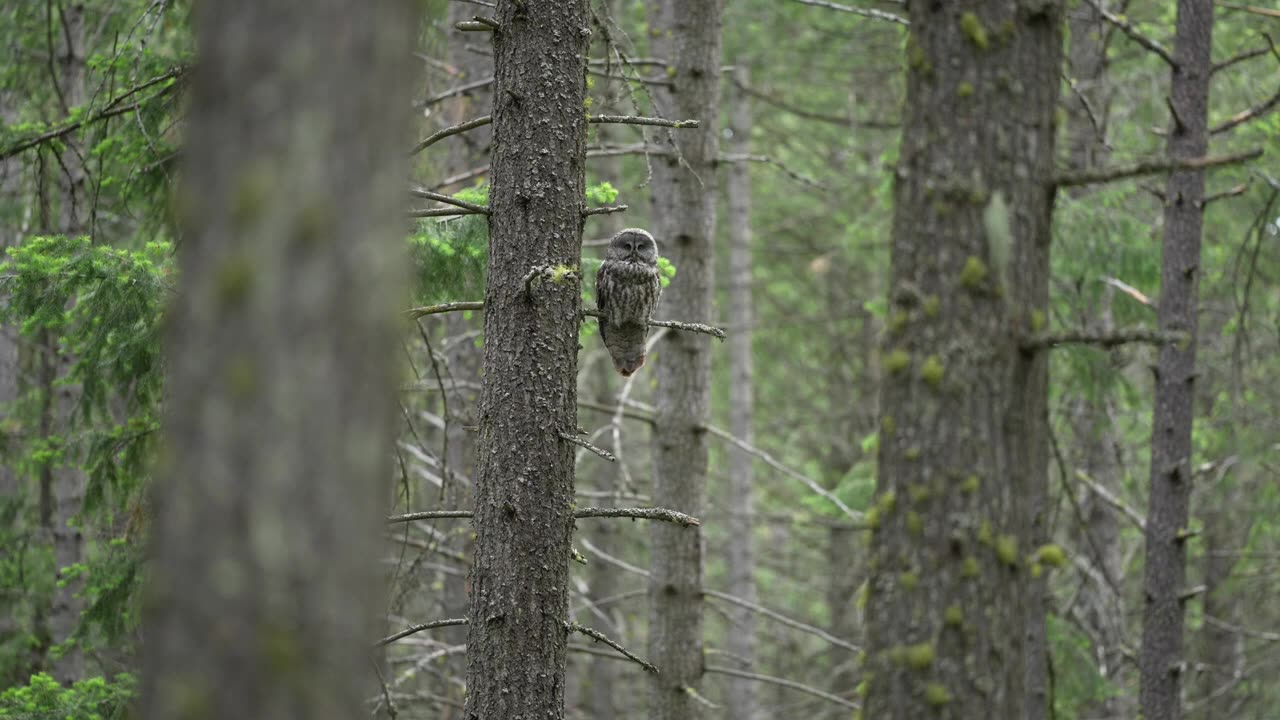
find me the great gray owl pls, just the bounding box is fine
[595,228,662,376]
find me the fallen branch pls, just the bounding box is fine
[1020,327,1187,352]
[704,665,859,709]
[576,506,701,526]
[568,622,658,674]
[376,618,469,647]
[1053,148,1263,188]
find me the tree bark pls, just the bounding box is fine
[724,64,759,720]
[645,1,723,718]
[462,1,589,717]
[1139,3,1214,719]
[863,2,1062,718]
[139,2,417,717]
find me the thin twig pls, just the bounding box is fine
[576,506,701,526]
[407,207,485,218]
[387,510,474,523]
[1210,86,1280,135]
[704,665,860,709]
[789,0,909,26]
[376,618,469,647]
[704,589,859,652]
[416,76,494,108]
[568,622,658,674]
[583,203,629,216]
[588,114,699,129]
[1073,470,1146,531]
[1053,148,1263,188]
[1200,182,1249,207]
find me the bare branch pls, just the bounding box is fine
[567,622,658,674]
[559,431,618,462]
[1073,470,1146,532]
[583,203,629,216]
[789,0,909,26]
[581,308,726,339]
[376,618,469,647]
[576,507,701,526]
[407,207,484,218]
[1082,0,1175,67]
[416,76,495,108]
[1210,85,1280,135]
[704,665,860,709]
[388,510,473,523]
[704,589,859,652]
[410,115,493,156]
[409,187,490,214]
[1215,2,1280,19]
[1211,45,1270,75]
[1053,148,1263,188]
[588,114,699,129]
[1200,182,1249,207]
[1021,327,1187,352]
[405,301,486,319]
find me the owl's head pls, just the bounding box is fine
[609,228,658,264]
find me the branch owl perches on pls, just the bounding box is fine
[595,228,662,376]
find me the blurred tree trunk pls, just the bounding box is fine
[1192,461,1248,719]
[139,1,417,717]
[1139,2,1214,718]
[38,3,87,682]
[462,0,589,717]
[645,0,723,718]
[724,64,759,720]
[863,2,1062,718]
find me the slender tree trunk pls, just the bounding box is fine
[1139,3,1214,718]
[645,1,723,718]
[139,2,417,717]
[863,2,1062,718]
[724,63,759,720]
[463,1,589,717]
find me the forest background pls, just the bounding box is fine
[0,0,1277,718]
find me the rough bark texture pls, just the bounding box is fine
[863,2,1062,718]
[1139,2,1213,718]
[645,1,723,718]
[724,64,759,720]
[139,2,416,717]
[463,1,589,717]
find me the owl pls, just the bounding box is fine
[595,228,662,376]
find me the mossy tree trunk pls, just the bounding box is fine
[462,1,590,717]
[645,1,723,718]
[1139,2,1214,718]
[139,1,417,717]
[863,2,1062,718]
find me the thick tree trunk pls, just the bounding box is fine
[463,1,589,718]
[645,1,723,718]
[139,2,417,717]
[724,64,759,720]
[1139,3,1214,719]
[863,2,1062,718]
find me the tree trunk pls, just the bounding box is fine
[863,2,1062,718]
[1139,2,1214,719]
[462,1,589,717]
[139,2,417,717]
[645,1,723,718]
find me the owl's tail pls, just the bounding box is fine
[603,321,649,376]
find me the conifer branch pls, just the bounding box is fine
[1210,86,1280,135]
[588,114,699,129]
[409,187,490,214]
[789,0,909,26]
[704,589,859,651]
[583,203,629,216]
[1021,327,1187,352]
[704,665,860,709]
[1053,148,1263,188]
[387,510,474,523]
[376,618,469,647]
[410,115,493,156]
[580,308,726,339]
[1082,0,1175,67]
[576,507,701,526]
[560,432,618,462]
[567,622,658,674]
[405,301,486,319]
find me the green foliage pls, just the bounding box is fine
[0,672,136,720]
